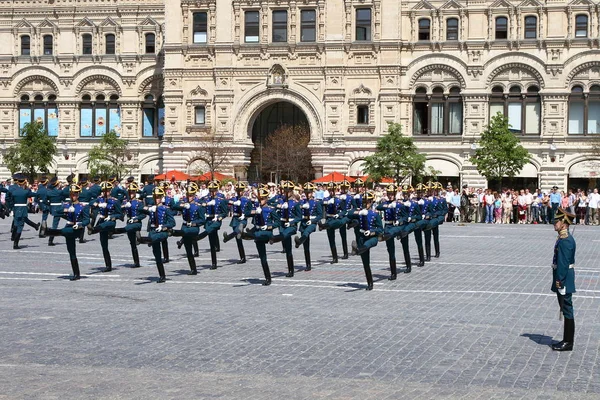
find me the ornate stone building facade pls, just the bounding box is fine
[2,0,600,189]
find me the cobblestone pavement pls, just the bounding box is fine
[1,215,600,399]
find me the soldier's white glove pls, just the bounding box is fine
[364,230,371,237]
[255,207,262,213]
[418,199,425,205]
[99,203,107,209]
[135,194,141,199]
[558,286,566,295]
[354,194,361,199]
[281,202,288,209]
[306,220,312,225]
[284,222,290,228]
[394,221,400,226]
[124,202,132,208]
[333,214,340,219]
[212,217,219,222]
[184,203,190,209]
[239,215,245,220]
[155,225,163,232]
[359,209,369,216]
[404,201,411,207]
[186,222,193,227]
[340,194,346,200]
[207,200,215,206]
[128,218,135,224]
[302,203,310,209]
[233,200,241,206]
[390,201,397,208]
[148,206,157,212]
[408,217,412,222]
[68,206,75,213]
[73,223,80,230]
[328,198,335,205]
[261,225,268,231]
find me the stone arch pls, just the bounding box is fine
[424,154,462,174]
[76,74,122,96]
[12,68,60,96]
[409,63,467,89]
[233,87,324,144]
[565,61,600,86]
[137,70,164,96]
[486,62,545,88]
[138,155,162,175]
[73,66,123,95]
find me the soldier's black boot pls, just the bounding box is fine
[330,246,339,264]
[210,249,218,269]
[341,240,349,260]
[389,259,397,280]
[295,235,307,249]
[269,234,283,245]
[364,264,374,291]
[10,226,16,242]
[418,247,425,267]
[304,247,312,272]
[48,237,55,246]
[404,258,412,274]
[223,231,235,243]
[425,243,431,262]
[136,232,152,245]
[132,248,141,268]
[156,260,166,283]
[552,319,574,351]
[70,258,81,281]
[39,220,47,238]
[13,233,21,249]
[162,241,170,263]
[236,240,246,264]
[434,242,440,258]
[193,240,199,257]
[261,260,272,286]
[285,253,294,278]
[113,227,126,234]
[241,231,255,240]
[102,250,112,272]
[176,239,183,250]
[347,219,359,230]
[187,254,198,275]
[79,228,86,244]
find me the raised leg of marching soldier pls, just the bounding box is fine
[24,216,40,231]
[49,214,61,246]
[413,227,425,267]
[424,229,432,262]
[326,228,339,264]
[433,225,440,258]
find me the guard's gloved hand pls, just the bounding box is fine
[359,209,369,216]
[73,223,80,230]
[155,225,163,232]
[68,206,75,213]
[124,202,132,208]
[99,203,108,209]
[364,230,371,237]
[184,203,191,209]
[302,203,310,209]
[306,220,312,225]
[261,225,268,231]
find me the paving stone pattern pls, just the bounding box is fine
[1,216,599,399]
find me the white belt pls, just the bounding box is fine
[50,203,62,206]
[146,195,153,198]
[384,221,395,225]
[326,214,337,217]
[14,203,27,207]
[552,264,575,270]
[80,202,89,205]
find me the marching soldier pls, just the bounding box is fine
[76,176,93,243]
[223,181,252,264]
[141,175,156,206]
[242,187,280,286]
[196,180,227,270]
[396,184,416,273]
[319,182,349,263]
[41,184,90,280]
[109,176,128,202]
[37,175,50,237]
[422,182,439,262]
[550,207,577,352]
[336,180,353,258]
[87,181,124,272]
[137,186,176,283]
[46,177,70,246]
[294,182,322,272]
[171,183,203,275]
[376,184,405,280]
[1,174,40,249]
[88,176,103,228]
[269,181,301,278]
[113,183,145,268]
[431,182,446,258]
[175,182,200,257]
[410,185,426,267]
[350,191,382,290]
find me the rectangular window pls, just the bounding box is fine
[21,35,30,55]
[489,103,504,119]
[105,34,115,54]
[524,16,537,39]
[446,18,458,41]
[568,102,584,134]
[588,101,600,134]
[143,108,155,137]
[43,35,53,55]
[413,103,428,134]
[507,102,522,133]
[525,102,540,134]
[357,105,369,124]
[495,17,508,39]
[109,107,121,136]
[82,34,92,55]
[245,11,260,43]
[356,9,371,41]
[158,107,165,137]
[575,15,588,38]
[193,12,208,43]
[95,107,107,136]
[47,107,59,137]
[419,19,431,41]
[272,10,287,43]
[431,103,444,134]
[145,33,156,54]
[80,108,93,137]
[300,10,316,42]
[195,106,206,125]
[449,103,462,134]
[19,107,32,131]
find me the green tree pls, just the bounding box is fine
[87,130,134,179]
[4,122,57,179]
[362,122,426,184]
[470,113,530,189]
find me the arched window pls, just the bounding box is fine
[495,17,508,39]
[145,33,156,54]
[80,94,120,137]
[575,15,588,38]
[489,85,540,135]
[418,19,430,41]
[21,35,30,55]
[524,16,537,39]
[105,34,115,54]
[413,87,463,135]
[18,93,59,136]
[568,85,600,135]
[446,18,459,41]
[142,94,165,138]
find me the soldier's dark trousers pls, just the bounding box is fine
[424,229,432,261]
[432,226,440,257]
[46,227,81,279]
[357,235,378,290]
[385,238,397,278]
[326,228,339,263]
[254,232,273,284]
[151,242,167,281]
[400,235,412,272]
[115,223,142,267]
[183,239,197,273]
[413,228,425,266]
[302,236,312,271]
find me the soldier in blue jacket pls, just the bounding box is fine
[196,180,228,270]
[422,182,440,262]
[350,191,383,290]
[269,181,302,277]
[137,187,176,283]
[294,182,322,272]
[223,181,252,264]
[1,174,40,249]
[88,176,102,228]
[45,177,70,246]
[114,183,146,268]
[171,183,203,275]
[76,176,94,243]
[140,175,156,206]
[41,184,91,280]
[376,184,404,280]
[551,207,577,352]
[37,175,50,237]
[319,182,349,263]
[410,185,426,267]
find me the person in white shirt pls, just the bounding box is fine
[524,188,533,223]
[484,189,495,223]
[588,188,600,225]
[517,189,528,224]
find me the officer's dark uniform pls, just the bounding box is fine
[349,191,382,290]
[171,184,203,275]
[376,184,410,280]
[109,176,128,202]
[409,187,426,267]
[140,175,156,207]
[76,177,94,243]
[269,181,302,277]
[196,180,227,269]
[88,176,102,227]
[223,182,253,264]
[138,187,176,283]
[41,184,91,280]
[319,182,348,263]
[551,207,577,352]
[421,183,440,262]
[294,182,322,272]
[431,182,446,258]
[88,182,124,272]
[113,183,146,268]
[37,176,50,236]
[1,174,40,249]
[46,177,70,246]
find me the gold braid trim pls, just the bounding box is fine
[558,228,569,239]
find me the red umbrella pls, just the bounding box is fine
[359,175,394,184]
[192,171,234,182]
[154,170,190,181]
[312,172,356,183]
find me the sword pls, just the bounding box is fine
[557,291,564,321]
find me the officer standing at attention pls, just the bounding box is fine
[41,184,90,280]
[88,181,124,272]
[113,183,146,268]
[349,191,382,290]
[137,187,176,283]
[223,181,252,264]
[171,183,203,275]
[294,182,322,272]
[109,176,128,202]
[1,174,40,249]
[141,175,156,206]
[175,182,201,257]
[550,207,577,352]
[37,175,50,237]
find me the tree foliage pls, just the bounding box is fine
[362,122,426,184]
[87,130,134,179]
[190,132,233,180]
[4,122,57,179]
[257,124,313,183]
[470,113,530,185]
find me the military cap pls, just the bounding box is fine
[282,180,295,190]
[386,183,397,193]
[153,186,165,197]
[12,173,26,182]
[340,179,351,189]
[415,182,427,192]
[49,177,59,187]
[354,178,365,187]
[160,181,169,188]
[100,181,113,191]
[66,173,74,184]
[39,175,49,184]
[126,176,135,183]
[92,176,101,183]
[187,182,199,193]
[212,179,221,187]
[401,184,414,192]
[554,207,575,225]
[303,182,316,192]
[69,184,82,193]
[432,182,443,190]
[108,176,118,183]
[294,184,302,192]
[207,180,220,190]
[326,182,336,189]
[364,191,375,202]
[235,181,248,191]
[258,187,270,198]
[259,183,269,189]
[147,174,155,182]
[127,182,140,192]
[79,176,88,185]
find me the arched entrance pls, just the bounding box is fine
[248,101,312,183]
